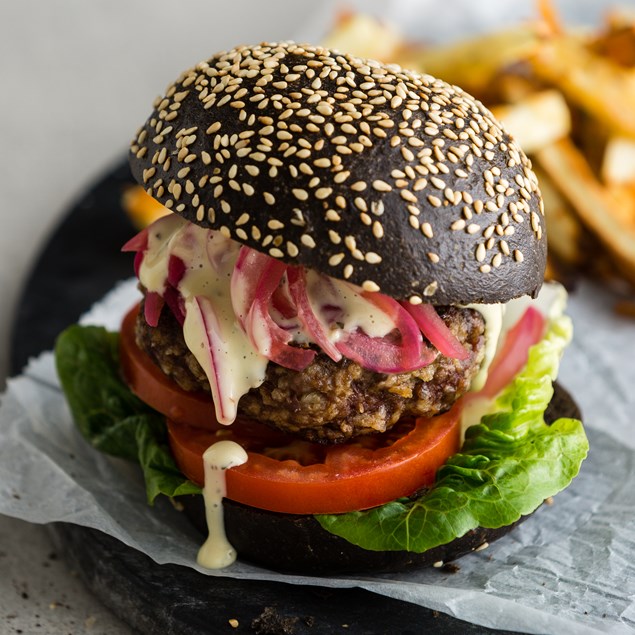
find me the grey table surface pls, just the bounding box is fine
[1,1,631,633]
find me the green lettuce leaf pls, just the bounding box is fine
[55,325,201,503]
[315,314,588,552]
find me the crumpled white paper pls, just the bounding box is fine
[3,1,635,631]
[1,278,634,635]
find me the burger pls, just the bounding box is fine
[55,41,588,574]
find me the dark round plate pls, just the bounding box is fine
[10,161,529,635]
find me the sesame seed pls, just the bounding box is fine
[315,187,333,200]
[423,281,438,296]
[372,221,384,238]
[301,234,316,248]
[372,180,392,192]
[333,171,350,184]
[359,212,372,226]
[401,190,418,203]
[286,242,299,257]
[428,195,442,207]
[362,280,380,292]
[328,229,342,244]
[329,253,345,266]
[427,252,440,263]
[485,200,498,212]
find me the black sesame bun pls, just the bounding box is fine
[180,382,580,575]
[129,41,546,305]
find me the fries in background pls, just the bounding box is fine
[122,185,171,229]
[324,2,635,301]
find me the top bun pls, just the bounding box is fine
[129,42,546,304]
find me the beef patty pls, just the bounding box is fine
[135,300,485,443]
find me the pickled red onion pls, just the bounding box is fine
[121,227,149,253]
[336,291,436,373]
[143,291,165,327]
[403,303,469,360]
[168,255,186,287]
[188,296,236,424]
[287,267,342,363]
[122,229,149,277]
[478,306,545,399]
[232,247,315,371]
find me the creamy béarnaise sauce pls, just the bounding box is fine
[196,440,248,569]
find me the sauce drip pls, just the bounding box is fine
[196,440,248,569]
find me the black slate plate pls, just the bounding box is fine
[10,161,529,635]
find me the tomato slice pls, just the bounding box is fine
[120,302,462,514]
[119,304,221,430]
[167,405,462,514]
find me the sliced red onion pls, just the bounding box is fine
[479,306,546,399]
[403,303,469,360]
[271,272,298,320]
[232,246,315,371]
[230,246,261,328]
[336,291,436,373]
[143,291,165,327]
[167,254,186,287]
[189,296,236,424]
[246,298,315,371]
[121,227,149,253]
[163,286,186,326]
[287,267,342,362]
[121,228,149,277]
[133,251,144,278]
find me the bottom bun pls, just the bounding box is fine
[182,383,581,575]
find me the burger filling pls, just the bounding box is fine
[136,297,485,442]
[124,213,489,441]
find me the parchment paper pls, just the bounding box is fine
[1,278,634,635]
